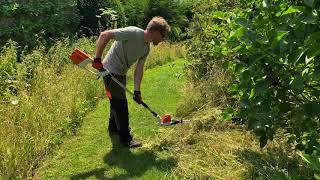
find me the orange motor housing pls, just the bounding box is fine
[161,114,172,124]
[70,48,92,65]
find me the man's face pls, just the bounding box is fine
[152,31,165,46]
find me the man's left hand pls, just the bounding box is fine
[133,91,142,104]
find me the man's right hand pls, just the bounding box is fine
[92,57,104,70]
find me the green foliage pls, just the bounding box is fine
[143,0,193,41]
[187,0,243,80]
[224,0,320,153]
[77,0,126,36]
[188,0,320,159]
[300,153,320,179]
[0,0,127,49]
[0,0,194,50]
[0,0,79,49]
[122,0,148,28]
[121,0,193,41]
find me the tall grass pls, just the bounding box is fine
[175,61,232,119]
[171,54,313,179]
[126,41,187,79]
[0,38,104,178]
[148,108,313,179]
[144,42,186,69]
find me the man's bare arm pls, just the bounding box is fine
[95,30,115,58]
[134,58,145,91]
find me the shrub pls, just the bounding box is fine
[0,0,79,49]
[187,0,320,156]
[77,0,126,36]
[143,0,193,41]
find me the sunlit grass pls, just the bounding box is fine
[145,42,186,70]
[0,38,104,178]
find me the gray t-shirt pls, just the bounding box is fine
[102,26,150,75]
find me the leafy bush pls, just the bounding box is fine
[77,0,126,36]
[122,0,148,28]
[188,0,320,155]
[223,0,320,152]
[143,0,193,41]
[0,0,126,49]
[0,0,79,48]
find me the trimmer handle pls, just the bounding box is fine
[140,101,158,117]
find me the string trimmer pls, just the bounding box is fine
[69,48,190,126]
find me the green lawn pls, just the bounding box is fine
[35,59,187,179]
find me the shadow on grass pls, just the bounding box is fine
[236,148,313,179]
[70,134,177,179]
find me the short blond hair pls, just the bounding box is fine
[147,16,171,37]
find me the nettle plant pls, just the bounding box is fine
[215,0,320,152]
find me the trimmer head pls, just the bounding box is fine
[161,114,172,124]
[156,114,171,125]
[157,114,190,126]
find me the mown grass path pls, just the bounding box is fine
[35,59,187,179]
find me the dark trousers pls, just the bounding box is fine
[103,74,132,143]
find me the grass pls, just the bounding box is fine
[35,58,187,179]
[0,39,104,178]
[2,39,313,179]
[34,56,312,179]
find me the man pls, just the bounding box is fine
[92,16,171,148]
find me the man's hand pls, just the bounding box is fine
[92,57,104,70]
[133,91,142,104]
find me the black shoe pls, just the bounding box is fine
[122,140,142,148]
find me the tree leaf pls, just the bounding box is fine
[305,55,314,65]
[263,0,270,8]
[306,43,320,59]
[292,48,306,65]
[296,144,305,151]
[277,6,305,16]
[249,88,255,100]
[229,27,245,38]
[302,68,309,77]
[212,11,225,20]
[272,31,289,47]
[300,153,320,171]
